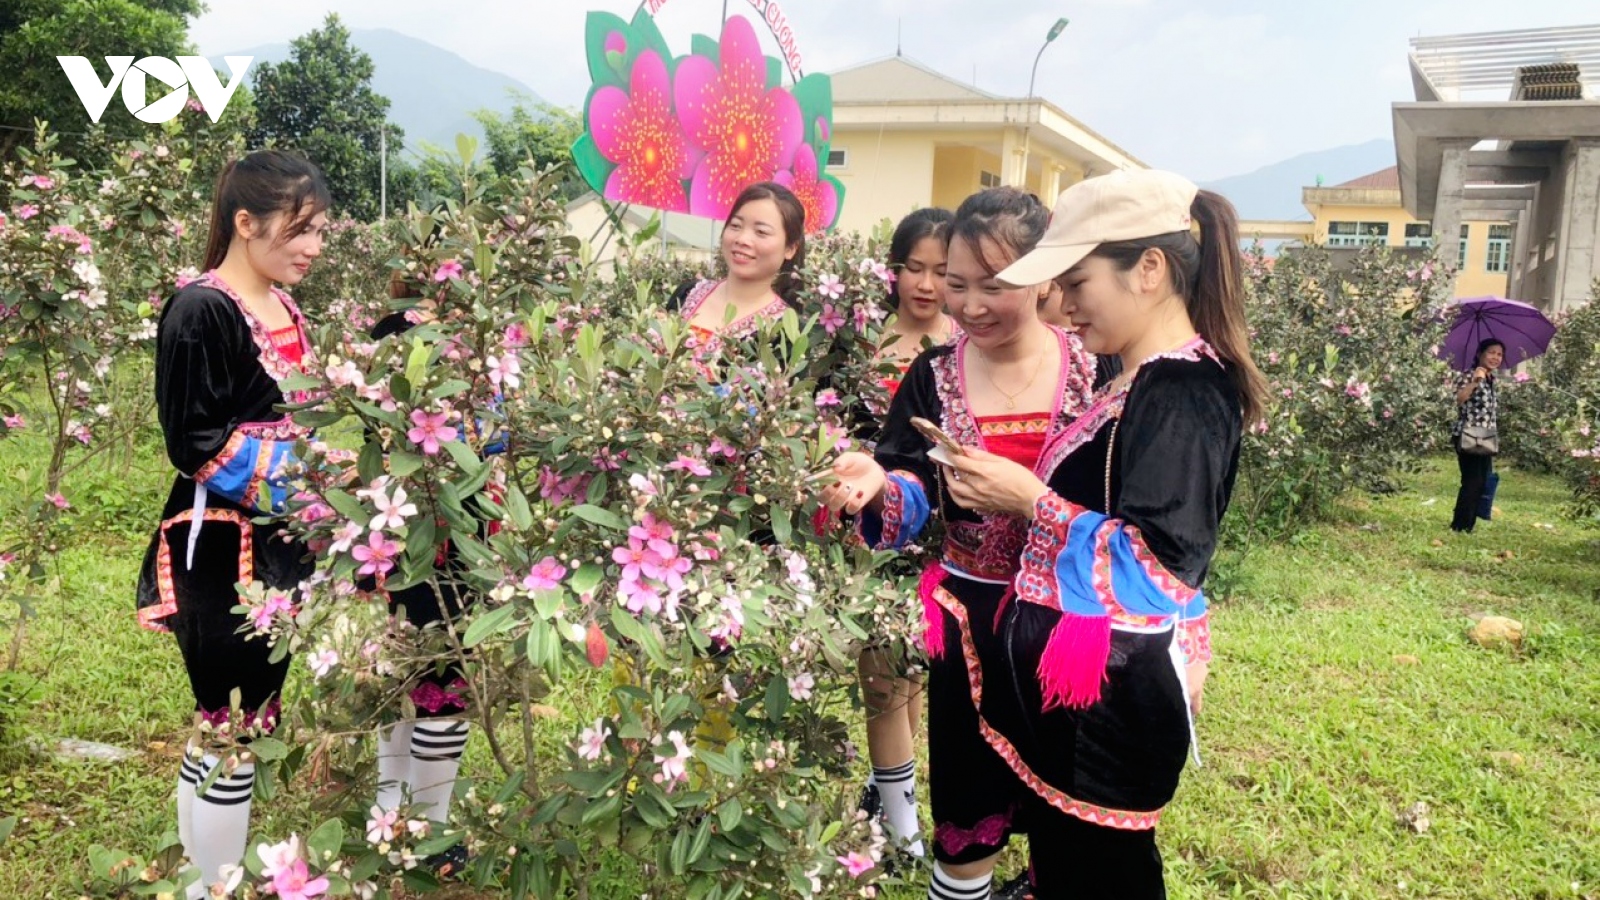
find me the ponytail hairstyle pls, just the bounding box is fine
[201,149,332,273]
[1086,189,1267,425]
[948,187,1051,277]
[723,181,807,307]
[884,207,954,309]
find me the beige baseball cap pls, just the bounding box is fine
[996,169,1199,287]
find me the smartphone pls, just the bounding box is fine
[909,416,965,466]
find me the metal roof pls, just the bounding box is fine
[1410,25,1600,99]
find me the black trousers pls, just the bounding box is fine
[1453,442,1493,532]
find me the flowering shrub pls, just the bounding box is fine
[1232,246,1454,537]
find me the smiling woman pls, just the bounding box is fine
[133,149,331,898]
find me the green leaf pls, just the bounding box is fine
[0,815,16,845]
[583,11,633,86]
[462,603,519,647]
[306,818,344,864]
[764,674,791,723]
[389,449,424,478]
[429,378,474,400]
[570,504,628,531]
[505,485,534,530]
[571,133,615,196]
[357,440,385,485]
[455,132,479,164]
[717,799,743,833]
[405,336,431,387]
[249,736,289,762]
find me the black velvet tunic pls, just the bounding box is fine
[135,273,314,724]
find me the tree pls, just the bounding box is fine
[0,0,207,164]
[248,13,402,221]
[472,96,586,201]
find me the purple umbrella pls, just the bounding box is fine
[1437,296,1556,371]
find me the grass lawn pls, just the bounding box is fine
[1,437,1596,898]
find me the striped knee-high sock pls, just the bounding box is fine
[409,720,468,825]
[376,721,415,813]
[176,752,204,900]
[871,759,925,855]
[928,862,992,900]
[188,754,255,894]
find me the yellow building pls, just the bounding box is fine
[1301,167,1512,298]
[826,56,1145,234]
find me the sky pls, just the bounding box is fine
[190,0,1598,182]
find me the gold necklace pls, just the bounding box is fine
[977,336,1049,410]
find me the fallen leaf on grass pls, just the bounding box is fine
[1430,539,1445,547]
[1399,801,1431,834]
[527,704,561,719]
[1392,654,1420,666]
[1487,751,1525,769]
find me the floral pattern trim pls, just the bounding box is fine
[934,805,1017,857]
[141,507,255,633]
[412,679,470,715]
[679,279,790,343]
[198,696,282,734]
[1178,614,1212,665]
[936,588,1164,831]
[195,271,316,400]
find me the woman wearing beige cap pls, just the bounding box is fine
[822,170,1263,897]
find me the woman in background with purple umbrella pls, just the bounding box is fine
[1450,339,1504,532]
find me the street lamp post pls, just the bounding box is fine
[1019,17,1068,192]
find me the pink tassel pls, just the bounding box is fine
[1037,613,1112,710]
[918,564,949,660]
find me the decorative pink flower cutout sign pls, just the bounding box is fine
[572,8,844,232]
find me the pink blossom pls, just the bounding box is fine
[816,274,845,299]
[308,649,339,678]
[256,836,302,879]
[819,303,847,335]
[1267,351,1280,365]
[407,409,458,455]
[522,556,568,592]
[787,672,815,701]
[46,492,69,510]
[627,472,658,496]
[629,513,676,546]
[576,718,612,761]
[13,204,39,220]
[591,447,624,471]
[248,591,296,632]
[271,858,329,900]
[487,353,522,389]
[20,175,55,190]
[369,485,418,531]
[366,806,399,843]
[665,454,712,477]
[351,531,402,577]
[1514,372,1531,383]
[325,359,362,388]
[837,851,875,878]
[652,730,692,791]
[613,540,663,585]
[618,574,662,615]
[4,414,25,429]
[433,260,464,283]
[504,321,530,348]
[329,521,364,554]
[814,389,842,408]
[707,437,740,459]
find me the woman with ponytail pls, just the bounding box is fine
[134,150,330,898]
[822,170,1260,897]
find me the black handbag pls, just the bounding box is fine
[1459,424,1498,456]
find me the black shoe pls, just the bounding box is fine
[993,872,1033,900]
[858,781,884,822]
[425,842,469,880]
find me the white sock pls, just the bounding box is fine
[176,752,204,900]
[872,759,925,856]
[929,862,992,900]
[188,754,255,894]
[376,721,415,813]
[409,719,469,826]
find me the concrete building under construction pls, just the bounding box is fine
[1395,25,1600,313]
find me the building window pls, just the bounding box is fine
[980,170,1001,189]
[826,148,848,169]
[1486,224,1512,273]
[1327,221,1388,248]
[1403,223,1433,248]
[1459,224,1470,267]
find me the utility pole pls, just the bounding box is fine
[380,123,388,223]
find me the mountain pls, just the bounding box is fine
[1201,138,1398,221]
[211,28,547,154]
